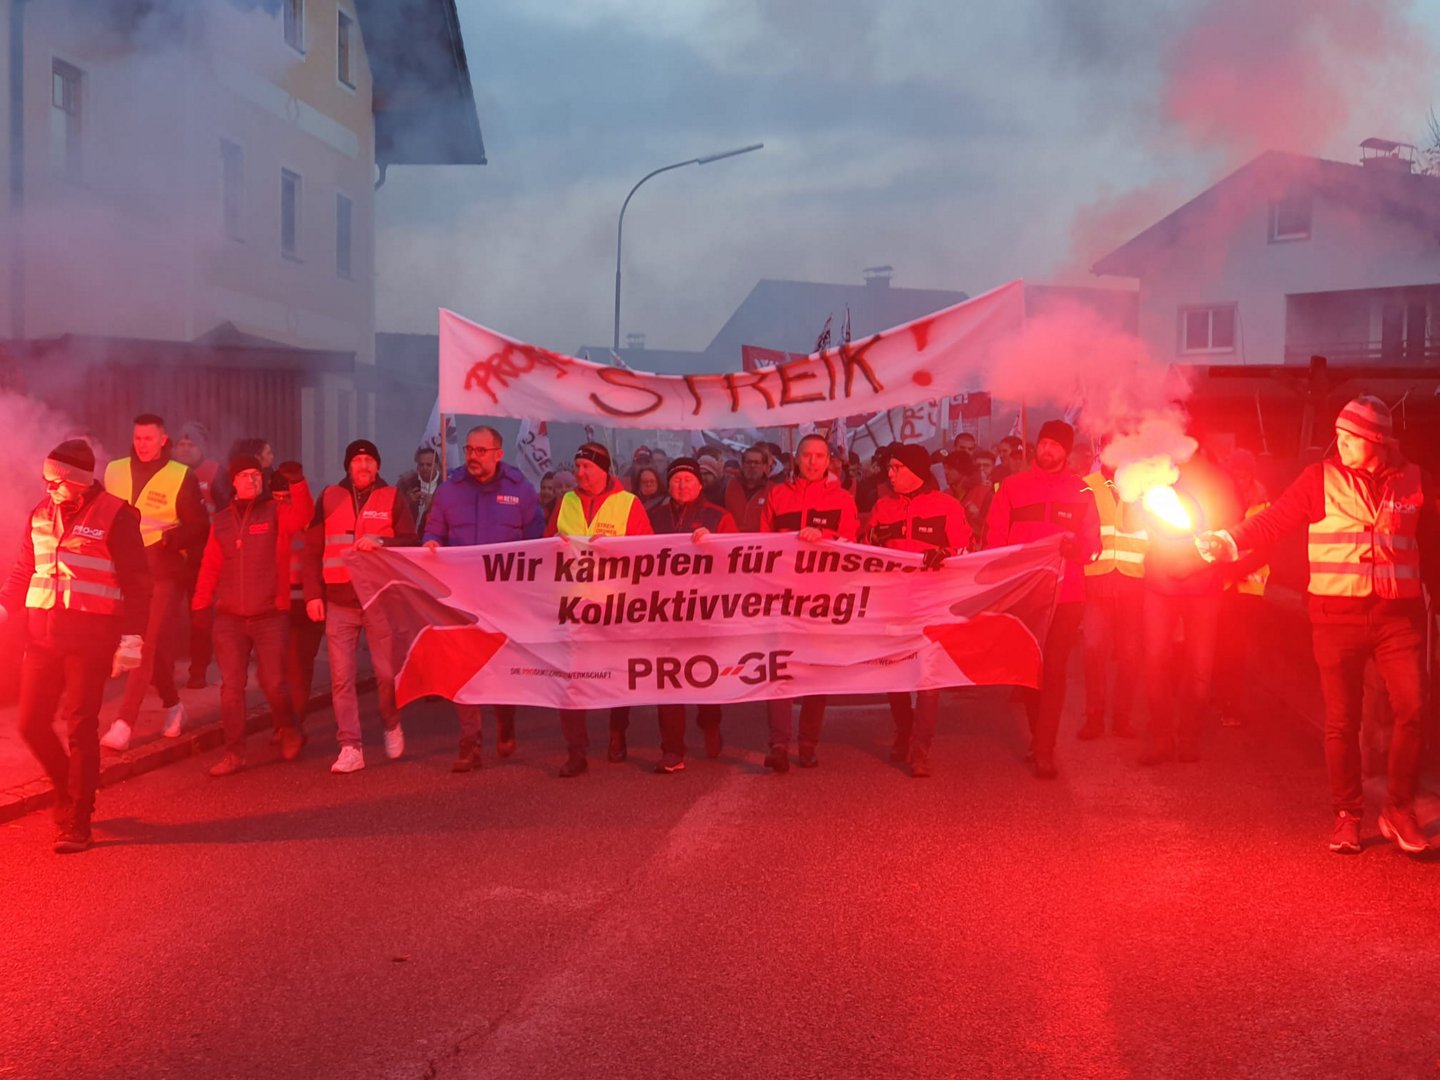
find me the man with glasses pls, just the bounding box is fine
[1,440,151,853]
[424,426,543,771]
[720,443,774,532]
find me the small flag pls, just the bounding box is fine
[815,314,833,353]
[842,305,852,344]
[516,420,553,484]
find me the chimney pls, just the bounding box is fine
[625,332,646,350]
[862,265,893,289]
[1359,137,1416,175]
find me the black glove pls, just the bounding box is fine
[921,547,951,571]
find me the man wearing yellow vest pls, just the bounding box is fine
[544,442,653,777]
[100,413,208,752]
[304,439,418,775]
[1,440,152,853]
[1201,396,1439,856]
[1079,462,1146,740]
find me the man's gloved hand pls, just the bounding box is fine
[275,460,305,483]
[921,547,951,571]
[111,634,143,678]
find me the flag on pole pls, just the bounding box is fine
[516,419,553,485]
[419,398,456,469]
[842,305,852,344]
[814,314,833,353]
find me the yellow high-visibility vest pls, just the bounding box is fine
[1083,471,1147,578]
[555,489,637,537]
[104,458,188,548]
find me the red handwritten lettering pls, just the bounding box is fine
[840,336,885,398]
[776,358,824,406]
[722,370,777,413]
[589,367,665,418]
[464,343,574,405]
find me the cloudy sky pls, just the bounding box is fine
[375,0,1440,356]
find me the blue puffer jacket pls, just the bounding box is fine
[423,463,544,546]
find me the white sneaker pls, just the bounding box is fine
[100,720,133,752]
[331,746,365,774]
[162,702,186,738]
[383,725,405,760]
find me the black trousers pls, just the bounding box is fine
[19,637,115,831]
[1311,603,1425,814]
[1024,602,1085,758]
[766,696,828,750]
[213,611,294,754]
[286,599,325,722]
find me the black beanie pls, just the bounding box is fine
[667,457,703,483]
[228,453,263,481]
[344,439,381,470]
[575,442,612,473]
[889,442,934,482]
[1037,420,1075,455]
[47,438,96,473]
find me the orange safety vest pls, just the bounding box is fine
[321,485,396,584]
[26,493,125,614]
[1307,461,1422,599]
[1083,471,1147,578]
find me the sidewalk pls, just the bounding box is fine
[0,652,373,824]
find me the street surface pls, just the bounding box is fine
[4,689,1439,1079]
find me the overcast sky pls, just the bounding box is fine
[374,0,1440,356]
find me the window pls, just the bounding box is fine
[281,169,301,258]
[283,0,304,53]
[220,140,244,240]
[51,59,83,180]
[336,193,353,278]
[1269,194,1312,242]
[337,11,355,87]
[1181,305,1237,354]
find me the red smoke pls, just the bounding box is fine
[1162,0,1431,165]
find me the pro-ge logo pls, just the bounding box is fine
[73,525,107,540]
[360,510,389,520]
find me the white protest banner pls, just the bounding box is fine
[438,280,1024,430]
[515,419,553,484]
[347,532,1062,710]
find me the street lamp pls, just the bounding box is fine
[612,143,764,352]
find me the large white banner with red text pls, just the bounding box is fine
[347,532,1062,710]
[438,281,1024,430]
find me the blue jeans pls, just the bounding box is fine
[325,602,397,749]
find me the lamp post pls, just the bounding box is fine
[613,142,763,353]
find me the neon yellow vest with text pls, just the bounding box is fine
[104,458,188,548]
[555,489,637,537]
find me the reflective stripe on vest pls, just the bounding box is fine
[1307,461,1423,599]
[555,489,637,537]
[104,458,188,548]
[26,494,125,613]
[322,485,396,584]
[1083,472,1147,578]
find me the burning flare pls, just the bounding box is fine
[1141,484,1193,533]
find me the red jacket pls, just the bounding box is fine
[721,476,771,533]
[867,486,972,552]
[985,466,1100,603]
[759,475,859,540]
[194,478,314,615]
[543,478,655,538]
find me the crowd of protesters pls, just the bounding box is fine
[2,397,1436,860]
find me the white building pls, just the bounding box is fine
[0,0,484,471]
[1094,142,1440,370]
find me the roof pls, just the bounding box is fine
[0,332,354,373]
[575,346,714,376]
[1093,150,1440,278]
[703,277,969,364]
[354,0,486,167]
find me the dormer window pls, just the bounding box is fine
[1269,193,1312,242]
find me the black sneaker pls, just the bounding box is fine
[763,746,790,773]
[54,830,93,855]
[795,746,819,769]
[607,733,628,763]
[909,749,932,779]
[655,754,686,774]
[1328,810,1362,855]
[1378,804,1430,854]
[1033,755,1058,780]
[558,755,588,778]
[452,738,482,773]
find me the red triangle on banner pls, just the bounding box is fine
[924,615,1043,689]
[396,626,509,707]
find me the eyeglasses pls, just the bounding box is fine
[465,445,501,455]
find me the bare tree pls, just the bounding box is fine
[1421,107,1440,177]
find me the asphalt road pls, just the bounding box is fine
[3,689,1438,1079]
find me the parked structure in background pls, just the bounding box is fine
[0,0,484,475]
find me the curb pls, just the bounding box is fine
[0,676,377,826]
